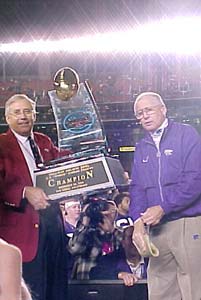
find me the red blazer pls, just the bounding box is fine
[0,129,68,262]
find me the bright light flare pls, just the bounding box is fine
[1,17,201,55]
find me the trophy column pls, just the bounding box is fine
[34,67,127,200]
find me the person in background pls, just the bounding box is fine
[68,197,123,279]
[60,198,82,279]
[118,226,147,283]
[130,91,201,300]
[61,198,81,238]
[113,192,133,228]
[0,238,32,300]
[0,94,70,300]
[90,225,148,286]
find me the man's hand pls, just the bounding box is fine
[141,205,164,225]
[24,187,50,210]
[118,272,138,286]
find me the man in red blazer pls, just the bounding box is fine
[0,94,70,300]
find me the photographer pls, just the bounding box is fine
[68,197,123,279]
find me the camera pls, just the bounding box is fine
[82,197,113,228]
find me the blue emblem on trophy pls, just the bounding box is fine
[34,67,127,200]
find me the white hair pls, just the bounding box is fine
[133,92,166,114]
[5,94,36,116]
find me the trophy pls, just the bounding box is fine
[48,67,107,157]
[34,67,127,200]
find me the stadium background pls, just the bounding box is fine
[0,0,201,175]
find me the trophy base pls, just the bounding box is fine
[34,154,127,200]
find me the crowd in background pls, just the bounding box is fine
[60,191,148,287]
[0,61,200,107]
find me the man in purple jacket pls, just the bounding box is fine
[130,92,201,300]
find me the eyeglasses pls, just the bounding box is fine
[9,109,34,117]
[135,104,163,120]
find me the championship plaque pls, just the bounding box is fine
[34,67,127,200]
[34,154,126,200]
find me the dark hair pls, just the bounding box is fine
[122,225,134,240]
[113,192,130,206]
[84,198,111,228]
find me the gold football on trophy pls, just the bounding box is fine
[53,67,79,101]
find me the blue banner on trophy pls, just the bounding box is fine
[48,67,107,158]
[34,67,127,200]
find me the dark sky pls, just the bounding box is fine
[1,0,201,42]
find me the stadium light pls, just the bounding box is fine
[0,17,201,55]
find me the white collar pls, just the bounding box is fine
[151,118,168,137]
[11,129,33,144]
[127,256,144,268]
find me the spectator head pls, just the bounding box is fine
[114,192,130,216]
[63,198,81,222]
[121,226,140,259]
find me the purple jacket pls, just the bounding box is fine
[129,120,201,222]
